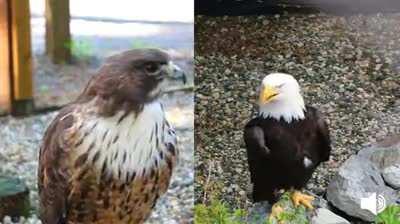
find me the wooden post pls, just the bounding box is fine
[0,0,11,114]
[45,0,71,64]
[9,0,34,115]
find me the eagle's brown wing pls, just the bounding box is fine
[38,106,77,224]
[314,108,332,162]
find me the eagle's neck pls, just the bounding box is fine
[77,100,177,182]
[259,97,306,123]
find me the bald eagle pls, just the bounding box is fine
[244,73,331,215]
[38,49,186,224]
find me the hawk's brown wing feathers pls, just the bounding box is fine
[38,106,77,224]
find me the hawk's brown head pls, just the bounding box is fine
[78,48,186,116]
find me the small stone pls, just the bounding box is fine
[262,20,269,26]
[3,216,12,224]
[382,165,400,189]
[311,208,350,224]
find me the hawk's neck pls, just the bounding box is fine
[74,100,177,182]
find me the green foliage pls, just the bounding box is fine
[64,39,93,59]
[269,192,309,224]
[275,205,308,224]
[375,205,400,224]
[194,199,248,224]
[131,39,158,49]
[194,192,312,224]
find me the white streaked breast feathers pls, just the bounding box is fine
[73,101,177,182]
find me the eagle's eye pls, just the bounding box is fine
[276,83,285,89]
[144,62,161,74]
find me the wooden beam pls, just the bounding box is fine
[0,0,12,113]
[9,0,34,115]
[45,0,71,64]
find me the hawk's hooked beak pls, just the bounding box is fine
[259,84,279,104]
[164,61,187,85]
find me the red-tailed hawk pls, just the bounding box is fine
[38,49,186,224]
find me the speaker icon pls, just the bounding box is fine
[360,193,386,215]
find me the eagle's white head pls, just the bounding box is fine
[258,73,306,123]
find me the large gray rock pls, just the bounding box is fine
[311,208,350,224]
[326,156,397,222]
[327,135,400,222]
[358,135,400,188]
[358,135,400,166]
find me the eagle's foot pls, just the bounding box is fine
[268,204,284,222]
[291,191,314,210]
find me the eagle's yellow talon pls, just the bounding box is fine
[291,191,314,210]
[268,204,284,222]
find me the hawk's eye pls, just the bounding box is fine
[144,63,160,74]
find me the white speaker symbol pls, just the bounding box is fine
[360,193,386,215]
[377,194,386,213]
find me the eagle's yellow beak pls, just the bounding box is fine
[259,84,279,104]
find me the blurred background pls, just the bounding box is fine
[195,0,400,15]
[0,0,193,223]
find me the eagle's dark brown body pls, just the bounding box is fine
[244,106,331,203]
[38,49,182,224]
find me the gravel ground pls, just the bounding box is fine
[195,13,400,210]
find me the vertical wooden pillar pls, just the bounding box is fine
[10,0,34,115]
[45,0,71,64]
[0,0,12,113]
[0,0,34,116]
